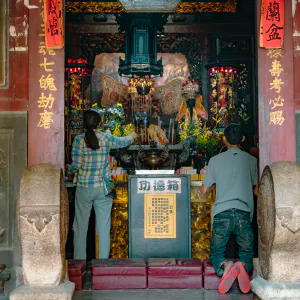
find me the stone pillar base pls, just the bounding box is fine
[9,280,75,300]
[251,275,300,299]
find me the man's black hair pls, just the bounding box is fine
[224,123,243,145]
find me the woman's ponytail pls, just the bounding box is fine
[83,110,102,150]
[84,128,100,150]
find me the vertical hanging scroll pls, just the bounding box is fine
[44,0,64,49]
[260,0,284,48]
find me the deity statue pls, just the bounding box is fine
[176,96,208,124]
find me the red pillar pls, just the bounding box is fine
[28,1,65,168]
[293,0,300,108]
[257,0,296,175]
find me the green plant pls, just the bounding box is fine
[91,103,125,132]
[178,120,203,144]
[196,130,223,159]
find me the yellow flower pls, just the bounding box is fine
[117,103,122,107]
[92,103,97,108]
[113,126,122,137]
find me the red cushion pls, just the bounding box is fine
[68,260,86,277]
[147,258,202,289]
[69,273,85,290]
[92,259,147,276]
[148,275,202,289]
[92,275,147,290]
[148,258,202,276]
[203,259,239,290]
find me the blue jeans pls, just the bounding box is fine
[210,209,254,277]
[73,186,113,259]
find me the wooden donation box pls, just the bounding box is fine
[129,175,191,260]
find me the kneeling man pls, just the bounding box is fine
[200,123,258,294]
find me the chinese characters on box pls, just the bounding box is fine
[268,49,285,126]
[137,178,182,194]
[37,1,57,129]
[144,194,176,239]
[260,0,284,48]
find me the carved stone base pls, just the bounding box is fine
[251,275,300,299]
[9,281,75,300]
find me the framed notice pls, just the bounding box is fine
[129,175,191,260]
[144,194,176,239]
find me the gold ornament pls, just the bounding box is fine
[66,1,237,14]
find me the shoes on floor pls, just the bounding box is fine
[218,262,239,294]
[235,261,251,294]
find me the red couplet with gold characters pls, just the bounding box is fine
[260,0,284,48]
[44,0,64,49]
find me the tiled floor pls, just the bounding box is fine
[74,289,253,300]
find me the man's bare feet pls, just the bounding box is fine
[222,261,234,276]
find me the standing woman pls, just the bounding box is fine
[68,109,137,259]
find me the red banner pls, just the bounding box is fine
[44,0,64,49]
[260,0,284,48]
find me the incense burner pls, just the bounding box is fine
[142,151,167,170]
[114,136,196,170]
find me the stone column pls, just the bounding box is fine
[251,161,300,299]
[10,164,74,300]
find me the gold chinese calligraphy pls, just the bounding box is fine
[37,3,57,129]
[268,49,285,126]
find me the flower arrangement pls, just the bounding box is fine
[178,120,204,144]
[196,130,223,159]
[91,103,125,132]
[91,103,135,137]
[112,124,135,137]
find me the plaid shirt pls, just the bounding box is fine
[68,130,133,193]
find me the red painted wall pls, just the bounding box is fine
[0,0,28,111]
[257,0,296,175]
[0,0,65,168]
[27,0,65,168]
[293,0,300,110]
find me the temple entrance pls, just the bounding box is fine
[2,0,298,297]
[63,0,258,262]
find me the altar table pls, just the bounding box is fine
[95,180,214,261]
